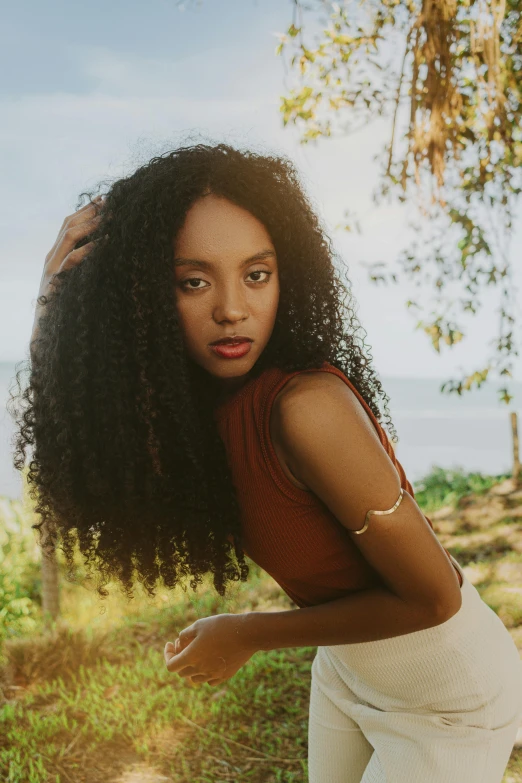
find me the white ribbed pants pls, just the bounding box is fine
[308,556,522,783]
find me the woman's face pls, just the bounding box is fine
[173,194,280,390]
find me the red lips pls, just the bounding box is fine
[210,337,252,345]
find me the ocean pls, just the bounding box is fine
[1,361,521,501]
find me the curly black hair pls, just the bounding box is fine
[8,140,398,601]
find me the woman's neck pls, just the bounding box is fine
[214,373,251,404]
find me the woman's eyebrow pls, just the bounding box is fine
[173,249,276,270]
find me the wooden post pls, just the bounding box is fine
[40,520,60,626]
[21,468,60,626]
[511,411,521,486]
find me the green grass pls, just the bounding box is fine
[1,465,521,782]
[0,642,313,782]
[0,563,313,783]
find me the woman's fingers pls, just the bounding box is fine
[177,665,199,677]
[191,675,225,686]
[60,195,104,228]
[46,198,104,263]
[59,240,96,272]
[164,640,225,686]
[42,198,106,291]
[47,213,101,270]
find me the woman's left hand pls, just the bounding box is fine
[164,613,257,686]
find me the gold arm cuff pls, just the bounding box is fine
[351,486,405,535]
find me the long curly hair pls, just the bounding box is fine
[8,141,398,601]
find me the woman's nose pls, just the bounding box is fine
[214,287,249,321]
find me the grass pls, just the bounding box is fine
[1,466,521,782]
[2,641,312,782]
[1,565,312,783]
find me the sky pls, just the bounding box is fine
[2,0,521,386]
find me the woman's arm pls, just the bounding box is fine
[239,372,462,651]
[166,582,457,685]
[167,372,464,678]
[240,582,457,652]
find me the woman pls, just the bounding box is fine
[13,142,522,782]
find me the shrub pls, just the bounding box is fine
[0,497,41,643]
[413,466,510,512]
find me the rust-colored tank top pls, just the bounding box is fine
[214,360,463,608]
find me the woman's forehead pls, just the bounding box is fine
[174,196,275,258]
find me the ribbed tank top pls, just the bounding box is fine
[214,360,463,608]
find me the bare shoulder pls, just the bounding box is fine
[278,369,387,465]
[276,370,373,434]
[269,372,348,491]
[277,369,355,406]
[271,371,376,491]
[271,371,342,426]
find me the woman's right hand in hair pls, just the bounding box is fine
[40,195,106,297]
[32,196,106,346]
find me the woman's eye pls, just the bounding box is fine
[180,277,207,290]
[248,270,272,284]
[179,270,272,290]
